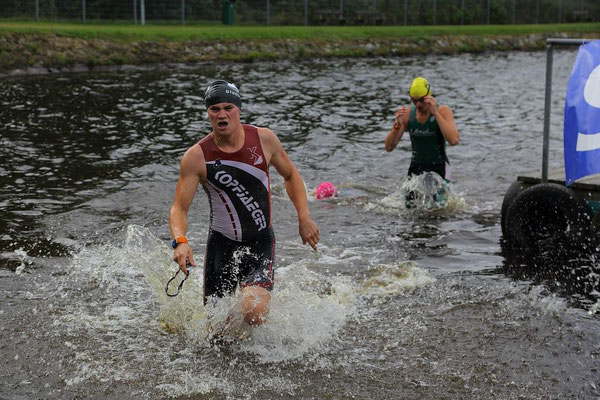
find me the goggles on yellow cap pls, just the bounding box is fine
[409,77,431,98]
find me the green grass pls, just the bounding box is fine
[0,20,599,42]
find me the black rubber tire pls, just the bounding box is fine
[591,211,600,234]
[590,211,600,248]
[504,183,593,254]
[500,180,527,237]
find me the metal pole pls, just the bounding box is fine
[541,43,553,183]
[535,0,539,23]
[133,0,137,24]
[558,0,562,23]
[304,0,308,25]
[403,0,408,25]
[266,0,270,25]
[339,0,343,17]
[82,0,86,24]
[35,0,39,21]
[433,0,436,25]
[511,0,515,24]
[141,0,145,25]
[181,0,185,25]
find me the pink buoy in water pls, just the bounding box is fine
[316,181,337,199]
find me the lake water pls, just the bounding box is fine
[1,50,599,399]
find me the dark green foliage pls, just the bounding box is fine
[0,0,598,24]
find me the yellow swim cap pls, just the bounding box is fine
[409,77,431,98]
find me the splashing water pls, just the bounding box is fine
[365,172,466,215]
[360,261,436,296]
[43,225,358,397]
[402,172,451,209]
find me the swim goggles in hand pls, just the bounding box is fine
[165,262,194,297]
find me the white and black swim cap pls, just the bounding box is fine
[205,80,242,110]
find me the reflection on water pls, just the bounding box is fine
[2,51,600,399]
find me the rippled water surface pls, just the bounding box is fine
[2,51,600,399]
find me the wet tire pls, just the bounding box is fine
[504,183,593,255]
[590,212,600,248]
[500,180,527,237]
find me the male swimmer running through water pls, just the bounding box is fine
[169,80,319,334]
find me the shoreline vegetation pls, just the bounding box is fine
[1,21,599,74]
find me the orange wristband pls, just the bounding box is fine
[171,236,188,249]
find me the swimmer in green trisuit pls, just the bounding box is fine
[384,77,460,181]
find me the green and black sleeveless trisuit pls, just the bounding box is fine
[406,106,450,179]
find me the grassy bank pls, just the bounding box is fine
[1,21,599,73]
[2,21,599,40]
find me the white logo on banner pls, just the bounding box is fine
[576,65,600,152]
[584,65,600,107]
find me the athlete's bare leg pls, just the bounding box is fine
[240,285,271,325]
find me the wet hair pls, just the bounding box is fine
[204,80,242,110]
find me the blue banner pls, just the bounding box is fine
[564,40,600,185]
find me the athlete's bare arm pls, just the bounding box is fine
[169,144,206,272]
[425,97,459,146]
[384,106,410,152]
[258,128,320,250]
